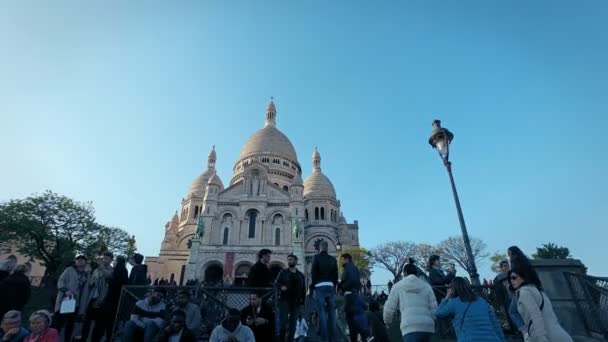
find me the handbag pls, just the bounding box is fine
[60,297,76,314]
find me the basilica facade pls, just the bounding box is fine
[146,100,360,285]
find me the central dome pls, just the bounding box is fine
[239,125,298,162]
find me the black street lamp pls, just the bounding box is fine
[428,119,480,286]
[336,232,342,252]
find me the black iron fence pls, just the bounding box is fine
[112,286,277,341]
[111,283,511,341]
[564,272,608,339]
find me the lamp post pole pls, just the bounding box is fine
[429,120,480,286]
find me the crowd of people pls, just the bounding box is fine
[0,244,575,342]
[382,246,573,342]
[0,252,144,342]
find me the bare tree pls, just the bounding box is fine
[412,243,444,271]
[438,236,489,278]
[370,241,417,281]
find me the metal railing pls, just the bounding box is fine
[564,272,608,339]
[112,285,277,341]
[111,283,512,341]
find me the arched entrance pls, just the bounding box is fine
[270,262,285,281]
[203,262,224,285]
[234,262,252,286]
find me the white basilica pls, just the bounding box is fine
[146,99,360,285]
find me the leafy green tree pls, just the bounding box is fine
[533,243,571,260]
[0,191,136,284]
[338,246,373,279]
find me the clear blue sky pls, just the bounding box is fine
[1,1,607,284]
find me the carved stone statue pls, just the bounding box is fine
[251,175,260,196]
[195,216,204,238]
[292,218,302,241]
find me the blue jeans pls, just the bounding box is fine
[279,301,301,342]
[403,331,433,342]
[508,297,525,331]
[314,286,336,342]
[122,320,159,342]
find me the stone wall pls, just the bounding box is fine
[531,259,589,338]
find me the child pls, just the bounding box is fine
[294,313,308,342]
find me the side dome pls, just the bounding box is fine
[207,172,225,190]
[304,171,336,199]
[239,125,298,162]
[188,169,214,196]
[188,146,218,196]
[303,147,336,199]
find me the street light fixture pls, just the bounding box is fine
[336,233,342,252]
[428,119,480,286]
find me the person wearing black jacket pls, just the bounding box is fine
[311,240,338,342]
[340,253,369,342]
[103,256,129,341]
[428,254,455,304]
[0,265,31,319]
[156,310,197,342]
[247,249,273,288]
[240,292,275,342]
[129,253,148,286]
[275,254,305,342]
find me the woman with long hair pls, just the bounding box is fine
[510,267,572,342]
[506,246,541,336]
[507,247,542,289]
[436,277,504,341]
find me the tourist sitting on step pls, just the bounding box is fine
[210,309,254,342]
[155,310,196,342]
[121,288,167,342]
[240,292,274,342]
[171,290,202,337]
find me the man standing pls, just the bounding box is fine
[82,252,114,342]
[311,240,338,342]
[128,253,148,286]
[275,254,306,342]
[240,292,274,342]
[0,255,17,282]
[247,249,273,288]
[383,263,437,342]
[0,265,31,319]
[340,253,369,342]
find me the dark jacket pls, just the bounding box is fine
[275,268,306,304]
[311,251,338,287]
[155,327,196,342]
[429,267,455,303]
[0,270,9,282]
[105,265,129,310]
[0,271,31,318]
[247,262,273,288]
[340,262,361,293]
[129,264,148,286]
[240,303,275,342]
[366,311,390,342]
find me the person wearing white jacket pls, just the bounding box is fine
[383,262,437,342]
[510,267,573,342]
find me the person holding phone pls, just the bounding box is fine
[436,277,504,341]
[428,255,456,304]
